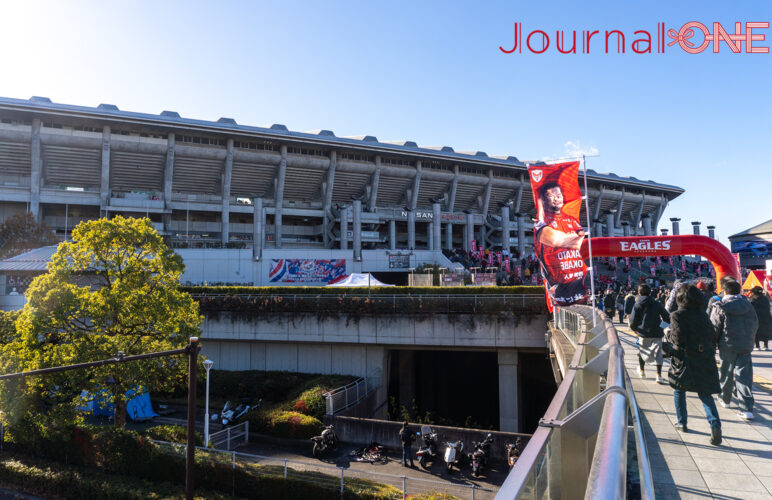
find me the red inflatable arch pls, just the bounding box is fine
[580,235,740,292]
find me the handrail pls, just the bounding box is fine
[496,305,653,500]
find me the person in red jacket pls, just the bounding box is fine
[534,182,589,305]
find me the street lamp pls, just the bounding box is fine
[203,359,214,447]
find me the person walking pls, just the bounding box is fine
[624,289,637,325]
[399,421,415,467]
[630,284,671,383]
[616,289,626,323]
[603,290,616,320]
[710,279,758,420]
[749,286,771,351]
[665,284,722,445]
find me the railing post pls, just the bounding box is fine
[245,421,249,444]
[472,484,476,500]
[402,476,406,500]
[345,387,349,409]
[227,427,231,450]
[340,467,345,495]
[283,459,288,479]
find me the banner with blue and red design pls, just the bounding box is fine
[269,259,346,283]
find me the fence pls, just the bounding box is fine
[152,440,494,499]
[208,421,249,450]
[495,305,654,500]
[324,376,376,415]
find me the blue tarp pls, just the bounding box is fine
[78,387,159,421]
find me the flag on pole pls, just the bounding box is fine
[650,265,656,277]
[487,252,494,267]
[681,259,686,272]
[496,251,502,266]
[625,257,630,267]
[471,240,477,254]
[527,161,589,307]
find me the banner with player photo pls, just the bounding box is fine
[528,161,590,306]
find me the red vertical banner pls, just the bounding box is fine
[504,258,511,273]
[471,240,478,254]
[528,161,589,306]
[496,251,502,266]
[487,253,494,267]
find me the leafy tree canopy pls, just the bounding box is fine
[0,212,57,259]
[0,216,201,429]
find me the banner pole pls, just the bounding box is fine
[581,155,597,327]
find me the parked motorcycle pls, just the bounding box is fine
[213,398,258,427]
[443,440,465,472]
[469,433,493,477]
[311,425,338,458]
[505,437,524,470]
[415,425,439,468]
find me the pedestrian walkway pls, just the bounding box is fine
[616,324,772,499]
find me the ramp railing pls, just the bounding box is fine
[209,421,249,450]
[495,305,654,500]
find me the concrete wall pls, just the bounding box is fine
[326,415,530,460]
[201,312,548,349]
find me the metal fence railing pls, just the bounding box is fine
[208,421,249,450]
[324,376,374,415]
[496,305,654,500]
[151,440,494,499]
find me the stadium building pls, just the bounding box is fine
[0,96,684,285]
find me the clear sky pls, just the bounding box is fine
[0,0,769,246]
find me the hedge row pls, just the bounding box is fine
[181,285,544,296]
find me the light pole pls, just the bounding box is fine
[203,359,214,447]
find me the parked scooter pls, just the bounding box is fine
[443,440,465,472]
[415,425,439,467]
[311,425,338,458]
[469,433,493,477]
[505,438,524,470]
[213,398,258,427]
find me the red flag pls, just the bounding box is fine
[515,263,521,277]
[628,275,632,287]
[504,258,511,273]
[471,240,477,254]
[668,256,674,268]
[625,257,630,266]
[681,259,686,272]
[650,265,656,277]
[531,273,537,284]
[528,161,588,307]
[496,251,502,266]
[487,252,494,266]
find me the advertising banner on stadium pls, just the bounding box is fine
[269,259,346,283]
[528,161,589,306]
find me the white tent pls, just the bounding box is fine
[327,273,394,287]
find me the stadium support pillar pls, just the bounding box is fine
[642,214,652,236]
[389,219,396,250]
[707,225,716,239]
[340,208,349,250]
[368,156,380,211]
[274,146,287,249]
[517,213,526,258]
[479,222,486,251]
[670,217,681,236]
[323,152,337,247]
[692,221,701,235]
[605,211,616,237]
[661,228,669,236]
[426,222,433,250]
[253,197,263,260]
[163,133,175,227]
[29,118,41,221]
[498,349,519,432]
[221,139,233,244]
[407,211,415,250]
[501,205,511,254]
[464,213,474,252]
[432,202,441,252]
[100,126,110,210]
[445,223,453,251]
[353,199,362,261]
[621,221,631,237]
[593,219,604,240]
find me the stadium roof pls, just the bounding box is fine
[0,96,684,195]
[729,219,772,241]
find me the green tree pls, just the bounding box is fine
[1,216,201,428]
[0,212,57,259]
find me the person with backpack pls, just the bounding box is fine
[399,421,415,467]
[630,284,671,383]
[624,289,637,325]
[603,289,616,320]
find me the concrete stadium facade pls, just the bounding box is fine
[0,96,683,260]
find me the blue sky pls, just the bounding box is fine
[1,0,770,246]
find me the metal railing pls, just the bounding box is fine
[152,440,494,499]
[496,305,654,500]
[324,376,374,415]
[208,421,249,450]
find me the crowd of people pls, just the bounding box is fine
[597,277,771,446]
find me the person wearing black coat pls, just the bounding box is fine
[666,284,722,445]
[749,286,771,350]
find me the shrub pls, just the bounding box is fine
[292,386,326,420]
[266,411,322,439]
[142,424,204,446]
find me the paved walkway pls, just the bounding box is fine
[616,323,772,499]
